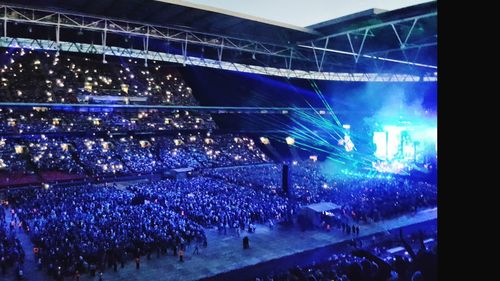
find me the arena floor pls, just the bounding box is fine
[4,206,437,281]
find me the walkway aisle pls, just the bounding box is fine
[5,206,49,281]
[101,208,437,281]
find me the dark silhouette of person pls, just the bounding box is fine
[179,249,184,262]
[243,236,249,249]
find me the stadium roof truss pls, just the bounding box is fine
[298,11,437,70]
[0,3,437,82]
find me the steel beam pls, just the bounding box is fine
[299,12,437,68]
[302,12,436,43]
[0,4,312,65]
[297,44,437,69]
[0,3,437,74]
[0,37,437,82]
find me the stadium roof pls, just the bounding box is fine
[182,0,433,27]
[0,0,319,45]
[0,0,437,78]
[1,0,435,44]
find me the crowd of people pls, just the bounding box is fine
[0,172,295,278]
[0,133,270,184]
[2,164,437,280]
[156,135,269,170]
[127,177,291,230]
[203,162,437,224]
[0,47,273,187]
[0,204,25,278]
[0,48,217,138]
[257,228,437,281]
[288,162,437,223]
[202,164,283,194]
[0,48,197,105]
[0,139,34,175]
[0,108,216,135]
[26,136,85,175]
[6,184,207,278]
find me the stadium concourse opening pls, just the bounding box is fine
[0,1,437,281]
